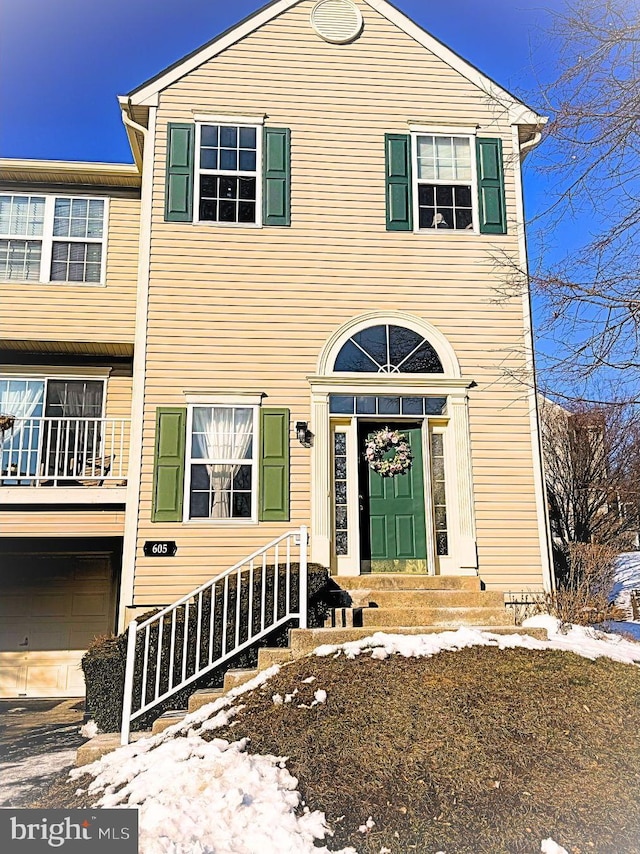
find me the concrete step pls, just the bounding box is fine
[290,625,548,654]
[223,667,259,692]
[359,606,514,628]
[152,709,187,734]
[76,731,151,766]
[337,589,505,609]
[257,646,295,669]
[332,574,481,591]
[188,689,225,713]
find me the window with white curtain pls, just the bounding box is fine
[0,194,107,283]
[187,405,257,520]
[414,135,475,231]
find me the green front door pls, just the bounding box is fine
[360,424,427,573]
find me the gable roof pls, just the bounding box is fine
[123,0,545,125]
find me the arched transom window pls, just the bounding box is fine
[333,324,444,373]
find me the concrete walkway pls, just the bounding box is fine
[0,698,86,806]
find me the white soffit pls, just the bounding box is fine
[124,0,545,124]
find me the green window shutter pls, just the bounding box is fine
[263,127,291,226]
[151,407,186,522]
[259,408,290,521]
[385,133,413,231]
[165,123,194,222]
[476,137,506,234]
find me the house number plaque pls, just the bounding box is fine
[143,541,178,557]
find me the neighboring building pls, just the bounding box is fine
[0,0,553,699]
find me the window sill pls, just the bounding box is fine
[0,279,106,287]
[191,221,263,229]
[182,518,259,527]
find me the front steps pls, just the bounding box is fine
[325,575,514,629]
[77,573,544,764]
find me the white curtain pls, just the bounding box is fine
[1,380,45,477]
[192,407,253,518]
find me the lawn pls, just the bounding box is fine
[30,624,640,854]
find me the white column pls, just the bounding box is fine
[310,392,331,567]
[448,392,478,573]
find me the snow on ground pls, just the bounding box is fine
[608,551,640,639]
[541,839,568,854]
[69,622,640,854]
[0,748,78,807]
[314,619,640,666]
[79,719,99,739]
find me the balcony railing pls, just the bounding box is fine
[0,417,130,486]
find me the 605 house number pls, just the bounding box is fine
[143,541,178,557]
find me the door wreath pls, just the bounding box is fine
[364,428,413,477]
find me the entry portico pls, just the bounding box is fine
[310,310,477,577]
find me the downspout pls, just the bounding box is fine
[512,124,555,592]
[118,98,157,631]
[120,100,146,172]
[519,130,543,161]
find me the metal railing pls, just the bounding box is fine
[0,416,129,485]
[120,526,308,744]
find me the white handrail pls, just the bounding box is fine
[0,416,130,485]
[120,526,308,744]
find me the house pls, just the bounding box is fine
[0,0,553,703]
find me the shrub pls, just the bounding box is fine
[537,542,626,625]
[82,563,330,733]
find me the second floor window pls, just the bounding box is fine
[196,124,260,225]
[415,135,474,231]
[0,194,106,283]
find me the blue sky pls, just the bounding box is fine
[0,0,563,164]
[1,0,576,388]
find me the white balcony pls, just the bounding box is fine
[0,416,129,503]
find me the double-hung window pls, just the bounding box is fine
[414,134,475,231]
[196,123,261,225]
[0,194,107,283]
[186,405,258,521]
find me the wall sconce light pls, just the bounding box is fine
[295,421,309,445]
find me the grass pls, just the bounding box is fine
[32,645,640,853]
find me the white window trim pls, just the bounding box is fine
[0,375,107,419]
[194,120,263,229]
[410,131,479,235]
[0,193,109,285]
[192,113,266,126]
[183,403,260,524]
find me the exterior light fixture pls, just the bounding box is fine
[295,421,309,444]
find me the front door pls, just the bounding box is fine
[359,422,427,573]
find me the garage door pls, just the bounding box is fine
[0,553,116,697]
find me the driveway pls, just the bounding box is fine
[0,698,86,806]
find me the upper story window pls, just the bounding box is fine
[0,194,106,284]
[385,133,505,235]
[415,135,474,231]
[196,124,261,225]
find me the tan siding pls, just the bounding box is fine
[0,195,140,347]
[105,369,132,478]
[0,508,125,537]
[130,0,546,601]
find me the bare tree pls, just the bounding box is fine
[540,397,639,575]
[527,0,640,402]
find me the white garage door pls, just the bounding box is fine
[0,553,116,697]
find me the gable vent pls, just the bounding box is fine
[310,0,363,44]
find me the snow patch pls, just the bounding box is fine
[314,621,640,667]
[541,838,569,854]
[80,719,99,739]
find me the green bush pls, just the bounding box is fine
[82,563,330,733]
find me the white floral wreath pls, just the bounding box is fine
[364,428,413,478]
